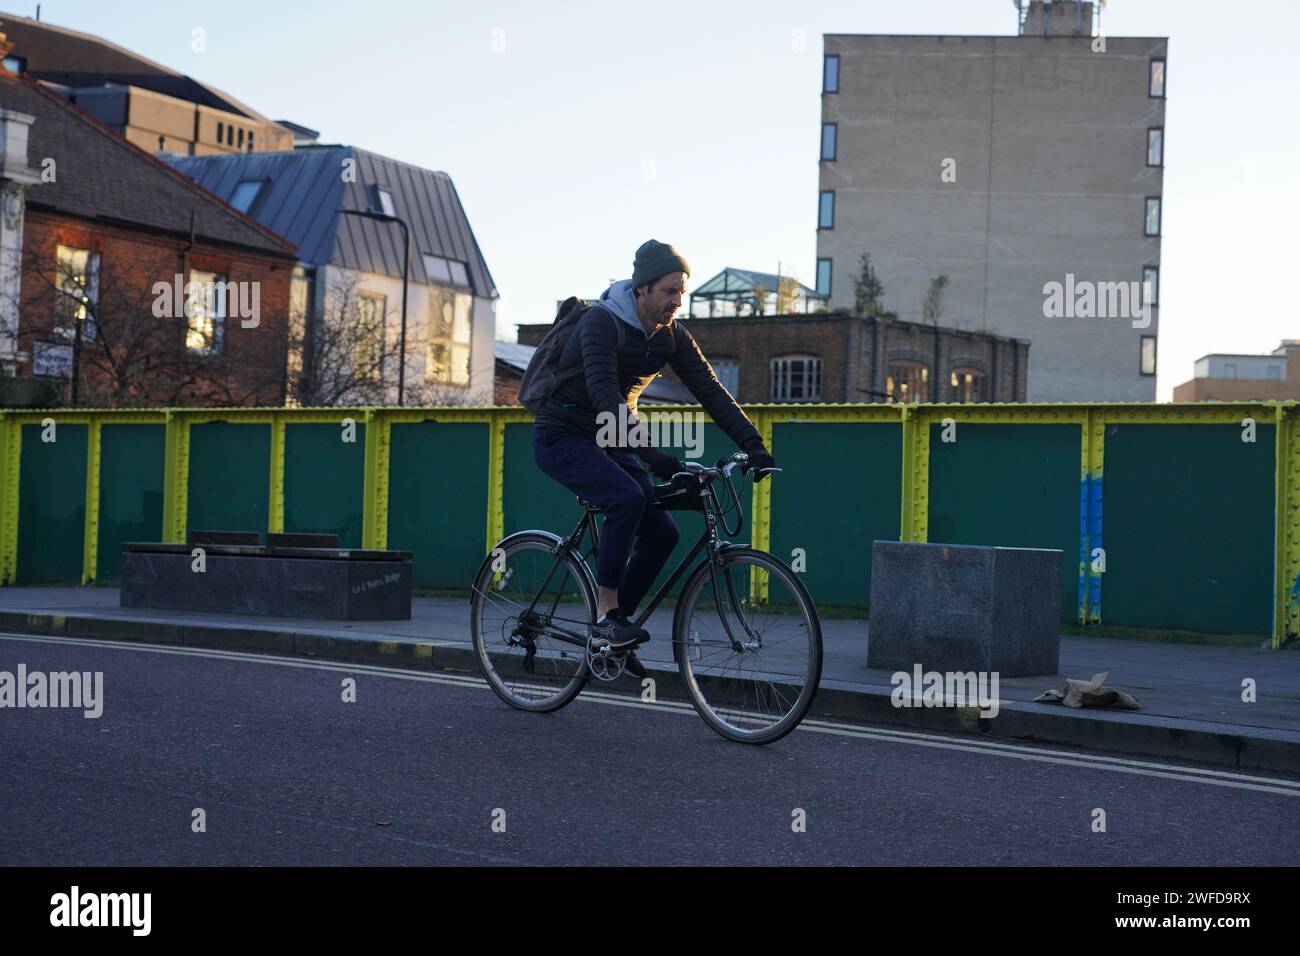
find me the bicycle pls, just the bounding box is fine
[469,451,823,745]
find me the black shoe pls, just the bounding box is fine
[622,650,648,679]
[589,610,650,652]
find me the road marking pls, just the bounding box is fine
[4,631,1298,797]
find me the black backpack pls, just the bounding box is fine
[517,297,626,412]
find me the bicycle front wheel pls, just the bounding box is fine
[673,547,823,744]
[470,532,593,712]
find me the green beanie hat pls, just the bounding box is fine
[631,239,691,290]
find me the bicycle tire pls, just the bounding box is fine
[672,547,823,744]
[470,531,593,713]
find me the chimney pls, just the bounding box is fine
[1020,1,1096,37]
[0,108,40,187]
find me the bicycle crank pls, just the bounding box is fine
[586,642,627,682]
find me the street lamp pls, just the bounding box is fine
[338,207,410,406]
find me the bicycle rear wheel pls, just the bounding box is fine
[470,532,593,712]
[673,547,822,744]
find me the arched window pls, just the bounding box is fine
[770,355,822,402]
[949,367,988,403]
[887,360,928,403]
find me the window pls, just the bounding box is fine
[1144,197,1161,236]
[1149,58,1166,98]
[185,270,227,353]
[1223,363,1237,380]
[426,286,473,386]
[216,121,224,144]
[818,190,835,229]
[1267,365,1283,381]
[376,188,396,218]
[1147,128,1163,167]
[423,253,471,289]
[949,368,987,403]
[286,267,313,406]
[823,54,839,93]
[711,359,740,396]
[1143,266,1159,306]
[1140,337,1157,376]
[816,258,832,297]
[770,356,822,402]
[229,181,264,213]
[887,361,929,403]
[820,123,837,161]
[226,125,234,146]
[3,54,26,73]
[355,293,388,383]
[237,128,244,149]
[54,245,98,342]
[247,131,254,151]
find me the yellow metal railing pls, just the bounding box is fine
[0,401,1295,649]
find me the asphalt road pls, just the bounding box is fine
[2,632,1298,866]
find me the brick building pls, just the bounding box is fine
[0,63,299,407]
[1172,341,1300,402]
[516,313,1028,404]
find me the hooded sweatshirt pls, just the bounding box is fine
[532,279,762,453]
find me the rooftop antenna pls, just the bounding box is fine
[35,4,40,21]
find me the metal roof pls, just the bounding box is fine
[168,146,497,297]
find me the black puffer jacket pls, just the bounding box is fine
[533,305,762,453]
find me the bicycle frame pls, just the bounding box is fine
[515,463,761,655]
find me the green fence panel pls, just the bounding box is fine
[17,423,87,584]
[770,421,902,608]
[284,422,365,548]
[927,423,1080,621]
[97,424,165,581]
[1102,423,1274,634]
[387,421,488,588]
[186,422,270,538]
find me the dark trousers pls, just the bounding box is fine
[533,426,680,615]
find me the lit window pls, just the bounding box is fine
[1143,266,1159,306]
[426,287,473,386]
[186,270,227,353]
[770,356,822,402]
[1144,197,1161,236]
[1147,128,1163,167]
[711,359,739,396]
[949,368,987,403]
[823,54,839,93]
[54,245,98,342]
[377,188,396,217]
[355,293,388,382]
[816,258,832,297]
[821,123,837,161]
[1149,59,1166,98]
[819,191,835,229]
[229,181,263,213]
[887,361,929,403]
[1140,337,1157,376]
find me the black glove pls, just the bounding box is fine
[743,443,777,481]
[639,447,683,481]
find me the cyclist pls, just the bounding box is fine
[532,239,776,678]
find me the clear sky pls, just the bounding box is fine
[15,0,1299,400]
